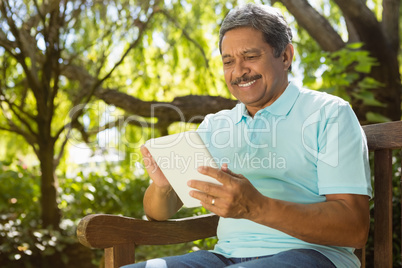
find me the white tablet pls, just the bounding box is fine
[144,131,220,208]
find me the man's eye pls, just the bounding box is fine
[246,56,256,60]
[223,60,233,65]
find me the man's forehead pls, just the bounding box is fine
[221,27,266,55]
[221,48,263,58]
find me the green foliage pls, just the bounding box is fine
[0,0,237,247]
[0,154,216,267]
[300,42,390,122]
[0,161,76,267]
[113,0,235,101]
[0,158,146,267]
[302,43,378,96]
[60,170,148,220]
[365,112,391,123]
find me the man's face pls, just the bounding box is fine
[221,27,292,116]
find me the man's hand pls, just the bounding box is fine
[140,145,171,188]
[188,163,265,220]
[141,145,182,221]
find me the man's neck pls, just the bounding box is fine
[246,81,290,117]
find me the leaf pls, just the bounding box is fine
[365,112,391,123]
[346,43,364,50]
[351,91,385,107]
[358,77,384,90]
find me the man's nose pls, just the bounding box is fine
[232,60,250,78]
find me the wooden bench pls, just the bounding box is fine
[77,121,402,268]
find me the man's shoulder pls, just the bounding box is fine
[197,102,242,131]
[299,87,347,102]
[297,87,350,110]
[294,87,359,128]
[204,102,242,120]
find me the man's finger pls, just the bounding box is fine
[197,166,232,184]
[221,164,242,178]
[188,180,222,197]
[140,145,160,174]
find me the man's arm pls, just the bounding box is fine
[258,193,369,248]
[143,183,183,221]
[188,164,370,248]
[141,146,183,221]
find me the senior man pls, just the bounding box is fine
[126,3,372,268]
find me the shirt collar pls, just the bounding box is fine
[233,103,248,124]
[234,82,300,123]
[263,82,300,116]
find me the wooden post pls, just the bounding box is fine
[105,243,135,268]
[355,248,365,268]
[374,149,393,267]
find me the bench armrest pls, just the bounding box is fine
[77,213,220,249]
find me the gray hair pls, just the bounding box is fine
[219,3,293,58]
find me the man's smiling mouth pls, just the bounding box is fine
[238,80,257,87]
[231,74,262,86]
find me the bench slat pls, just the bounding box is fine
[105,243,135,268]
[77,214,219,249]
[373,149,393,268]
[363,121,402,150]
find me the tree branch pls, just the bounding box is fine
[86,115,163,136]
[382,0,400,54]
[159,9,210,68]
[46,6,63,133]
[33,0,46,24]
[0,28,18,53]
[41,1,62,117]
[0,95,37,137]
[54,133,69,168]
[333,0,388,58]
[90,16,153,101]
[0,122,39,156]
[0,0,42,96]
[344,16,360,43]
[278,0,345,52]
[62,2,112,63]
[95,89,237,125]
[56,5,160,142]
[62,59,237,127]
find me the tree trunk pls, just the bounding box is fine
[358,53,402,122]
[37,132,60,228]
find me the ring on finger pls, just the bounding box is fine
[211,198,215,205]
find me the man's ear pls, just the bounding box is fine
[282,43,294,71]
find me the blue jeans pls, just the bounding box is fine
[121,248,336,268]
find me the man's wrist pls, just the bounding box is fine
[248,195,273,225]
[153,183,173,197]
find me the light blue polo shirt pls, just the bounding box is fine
[197,82,372,268]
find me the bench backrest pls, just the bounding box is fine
[362,121,402,267]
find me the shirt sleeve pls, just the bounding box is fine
[316,101,372,198]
